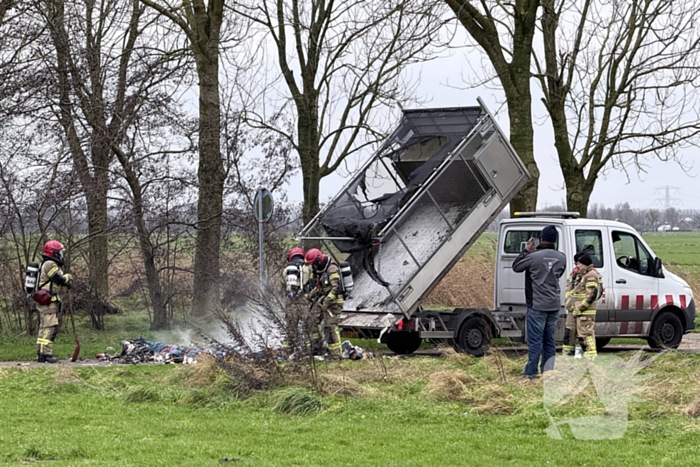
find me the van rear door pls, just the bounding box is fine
[497,223,568,312]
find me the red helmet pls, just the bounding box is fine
[288,247,305,262]
[43,240,65,262]
[304,248,326,266]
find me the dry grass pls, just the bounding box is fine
[424,369,475,402]
[423,368,517,414]
[182,354,229,389]
[441,347,474,367]
[424,254,494,308]
[316,372,378,397]
[470,384,517,415]
[684,398,700,418]
[108,248,193,297]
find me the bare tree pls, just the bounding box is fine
[536,0,700,216]
[444,0,541,214]
[37,0,135,297]
[235,0,446,223]
[25,0,185,328]
[138,0,231,316]
[646,208,660,228]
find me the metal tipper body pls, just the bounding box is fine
[300,99,530,333]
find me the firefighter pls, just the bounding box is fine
[305,248,343,359]
[35,240,72,363]
[562,252,582,356]
[564,253,602,359]
[280,248,307,354]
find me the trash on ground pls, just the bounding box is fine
[96,337,214,364]
[341,340,364,360]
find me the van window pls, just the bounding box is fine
[575,230,604,268]
[503,230,559,253]
[611,231,653,276]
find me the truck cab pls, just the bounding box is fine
[495,212,695,350]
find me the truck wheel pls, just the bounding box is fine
[647,312,683,350]
[384,331,422,355]
[453,316,491,357]
[595,337,611,349]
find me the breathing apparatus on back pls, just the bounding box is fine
[285,247,307,298]
[25,240,67,305]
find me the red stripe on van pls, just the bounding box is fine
[620,322,629,334]
[636,295,644,310]
[651,295,658,310]
[621,295,629,310]
[680,295,687,309]
[666,295,674,306]
[634,321,644,334]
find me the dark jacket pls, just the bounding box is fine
[512,244,566,312]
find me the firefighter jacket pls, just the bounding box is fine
[564,267,579,307]
[37,259,69,326]
[315,261,343,308]
[565,265,602,316]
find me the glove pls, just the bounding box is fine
[566,305,574,313]
[64,273,73,283]
[572,309,582,316]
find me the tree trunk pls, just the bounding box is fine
[191,55,225,316]
[113,145,169,329]
[506,93,539,215]
[564,170,594,218]
[298,106,321,225]
[138,215,167,331]
[85,183,109,297]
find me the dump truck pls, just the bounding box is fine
[299,99,695,355]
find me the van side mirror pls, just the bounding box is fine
[654,257,664,278]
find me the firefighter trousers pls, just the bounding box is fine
[311,304,341,358]
[37,324,59,356]
[563,313,596,358]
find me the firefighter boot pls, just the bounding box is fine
[37,353,58,364]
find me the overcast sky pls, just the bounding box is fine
[281,32,699,213]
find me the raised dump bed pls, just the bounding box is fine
[300,99,529,330]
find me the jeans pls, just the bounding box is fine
[524,307,559,377]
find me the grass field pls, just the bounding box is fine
[643,232,700,292]
[1,351,699,466]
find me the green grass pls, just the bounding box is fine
[642,232,700,267]
[643,232,700,330]
[0,352,699,466]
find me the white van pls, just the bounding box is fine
[496,213,696,349]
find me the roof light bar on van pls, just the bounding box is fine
[513,212,580,219]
